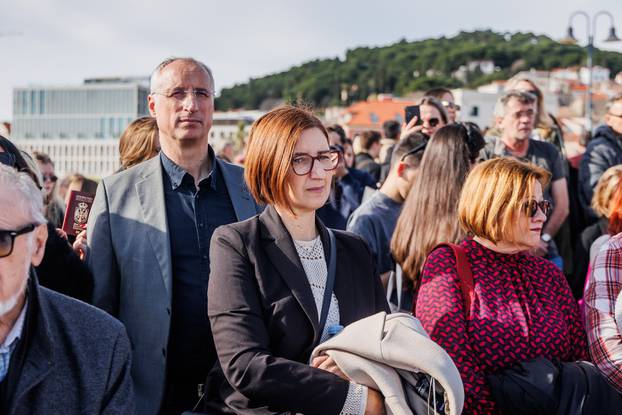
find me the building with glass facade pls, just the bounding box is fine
[9,78,265,178]
[12,77,150,139]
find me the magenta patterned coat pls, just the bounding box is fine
[415,238,587,414]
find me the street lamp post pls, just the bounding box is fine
[563,11,620,135]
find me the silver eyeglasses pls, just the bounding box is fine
[151,88,214,101]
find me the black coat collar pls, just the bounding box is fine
[9,271,55,410]
[258,205,333,345]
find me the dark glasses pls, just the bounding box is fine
[400,140,429,162]
[0,224,37,258]
[426,118,440,128]
[522,200,551,218]
[0,153,16,167]
[42,174,58,182]
[441,100,461,111]
[523,89,542,100]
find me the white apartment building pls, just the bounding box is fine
[14,138,121,178]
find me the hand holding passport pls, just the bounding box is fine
[62,190,95,236]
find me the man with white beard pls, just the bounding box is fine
[0,163,134,414]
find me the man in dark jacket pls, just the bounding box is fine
[0,163,133,414]
[354,130,382,184]
[579,95,622,218]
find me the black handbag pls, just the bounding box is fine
[488,357,622,415]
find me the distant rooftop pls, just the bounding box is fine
[83,76,150,87]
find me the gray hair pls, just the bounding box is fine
[150,57,214,93]
[494,90,537,118]
[0,164,46,225]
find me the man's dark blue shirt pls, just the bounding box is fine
[160,149,237,383]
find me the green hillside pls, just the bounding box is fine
[216,30,622,110]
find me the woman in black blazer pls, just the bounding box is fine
[207,106,389,415]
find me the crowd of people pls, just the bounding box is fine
[2,56,622,414]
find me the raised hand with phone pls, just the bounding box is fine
[402,98,448,139]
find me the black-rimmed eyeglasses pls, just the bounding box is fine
[291,151,341,176]
[0,224,37,258]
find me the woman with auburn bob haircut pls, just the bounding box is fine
[207,106,389,415]
[415,157,587,414]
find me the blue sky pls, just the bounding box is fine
[1,0,621,121]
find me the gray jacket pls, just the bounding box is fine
[87,155,261,415]
[312,312,464,415]
[579,125,622,215]
[11,273,133,414]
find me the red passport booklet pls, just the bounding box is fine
[62,190,95,236]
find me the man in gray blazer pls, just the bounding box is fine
[87,57,261,415]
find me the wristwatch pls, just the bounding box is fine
[541,233,552,243]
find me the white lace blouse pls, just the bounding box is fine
[293,236,367,415]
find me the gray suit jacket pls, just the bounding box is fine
[87,155,261,415]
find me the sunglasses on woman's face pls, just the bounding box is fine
[42,174,58,183]
[522,199,551,218]
[425,118,440,128]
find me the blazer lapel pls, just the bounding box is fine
[218,158,258,221]
[135,157,172,295]
[260,206,320,338]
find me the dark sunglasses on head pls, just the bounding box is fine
[400,139,429,162]
[522,200,551,218]
[524,89,542,100]
[42,174,58,182]
[0,223,37,258]
[441,100,461,111]
[0,152,16,168]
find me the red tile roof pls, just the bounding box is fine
[344,98,418,131]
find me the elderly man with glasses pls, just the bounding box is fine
[0,164,134,414]
[580,94,622,220]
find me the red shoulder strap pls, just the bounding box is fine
[433,243,475,321]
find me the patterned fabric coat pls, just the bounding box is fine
[415,238,587,414]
